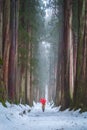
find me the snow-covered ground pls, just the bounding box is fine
[0,101,87,130]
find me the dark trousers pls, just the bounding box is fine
[42,104,45,112]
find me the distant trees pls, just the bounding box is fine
[18,0,45,105]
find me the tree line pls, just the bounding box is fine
[0,0,87,112]
[55,0,87,111]
[0,0,45,106]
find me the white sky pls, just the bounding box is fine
[0,101,87,130]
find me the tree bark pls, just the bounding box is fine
[2,0,10,95]
[56,0,73,110]
[8,0,18,102]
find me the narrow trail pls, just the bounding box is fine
[24,103,87,130]
[0,102,87,130]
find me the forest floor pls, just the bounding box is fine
[0,101,87,130]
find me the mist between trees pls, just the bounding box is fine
[0,0,87,112]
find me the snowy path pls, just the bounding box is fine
[0,102,87,130]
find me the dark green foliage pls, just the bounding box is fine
[18,0,45,81]
[72,0,78,34]
[0,57,6,106]
[0,57,3,67]
[0,86,6,106]
[0,80,6,106]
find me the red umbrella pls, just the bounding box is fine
[40,98,46,105]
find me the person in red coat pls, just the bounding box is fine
[40,98,46,112]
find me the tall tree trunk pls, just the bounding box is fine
[15,0,19,102]
[56,0,73,110]
[84,0,87,107]
[24,25,33,106]
[0,0,2,57]
[59,0,73,109]
[29,37,33,106]
[74,0,87,109]
[2,0,10,95]
[8,0,18,102]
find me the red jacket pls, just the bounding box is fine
[40,98,46,105]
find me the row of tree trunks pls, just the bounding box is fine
[18,0,33,105]
[2,0,33,104]
[56,0,87,111]
[2,0,18,102]
[0,0,46,105]
[74,0,87,109]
